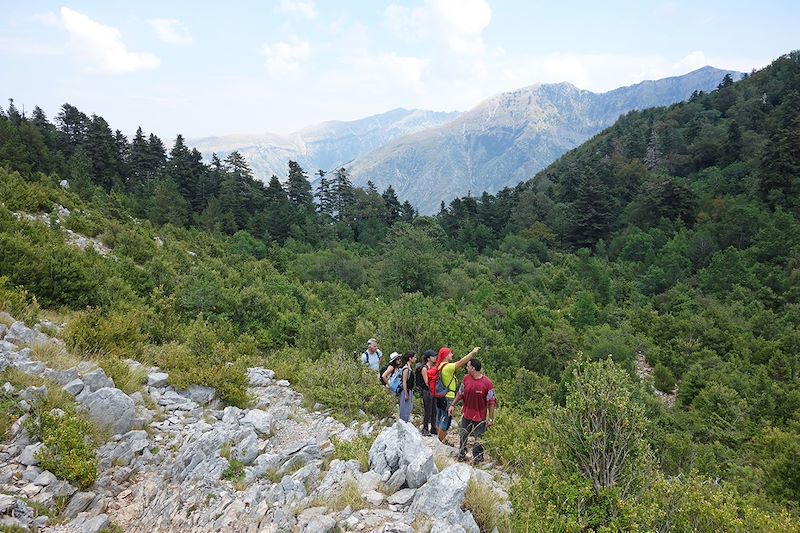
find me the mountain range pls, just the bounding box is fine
[189,108,459,182]
[191,66,741,214]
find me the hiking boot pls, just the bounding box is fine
[420,429,431,437]
[457,455,468,462]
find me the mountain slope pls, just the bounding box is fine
[348,67,742,213]
[188,108,460,181]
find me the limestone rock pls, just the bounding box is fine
[64,491,96,519]
[147,372,169,387]
[5,321,49,345]
[63,378,85,397]
[242,409,273,435]
[410,463,478,532]
[369,420,436,489]
[81,387,135,435]
[81,368,114,393]
[20,443,43,466]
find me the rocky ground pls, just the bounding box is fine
[0,313,511,532]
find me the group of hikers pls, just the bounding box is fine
[359,338,496,464]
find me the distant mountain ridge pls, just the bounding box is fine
[347,66,743,213]
[188,108,460,181]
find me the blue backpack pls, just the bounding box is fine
[388,367,405,395]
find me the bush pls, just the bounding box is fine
[551,356,652,496]
[0,275,39,324]
[23,398,98,489]
[65,307,145,360]
[297,352,394,421]
[327,434,373,472]
[653,362,676,392]
[147,342,251,408]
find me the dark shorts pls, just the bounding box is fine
[435,397,452,431]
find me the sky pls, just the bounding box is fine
[1,1,798,141]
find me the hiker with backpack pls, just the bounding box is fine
[448,358,496,464]
[381,352,403,386]
[360,338,383,372]
[415,350,437,436]
[429,346,481,445]
[398,351,417,422]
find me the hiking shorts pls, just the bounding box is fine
[435,397,452,431]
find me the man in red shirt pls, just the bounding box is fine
[448,358,496,463]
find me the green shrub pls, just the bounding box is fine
[297,352,394,421]
[653,362,676,392]
[24,399,98,489]
[0,275,39,324]
[327,434,373,472]
[148,342,251,408]
[65,307,145,360]
[0,384,23,442]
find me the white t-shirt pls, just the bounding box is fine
[361,349,382,371]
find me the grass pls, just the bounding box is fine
[29,341,80,370]
[330,476,366,511]
[462,477,511,533]
[325,434,373,472]
[434,454,453,473]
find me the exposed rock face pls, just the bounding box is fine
[80,387,135,435]
[0,313,512,532]
[369,420,437,489]
[410,463,479,532]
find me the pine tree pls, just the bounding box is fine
[128,127,149,186]
[146,134,167,177]
[568,174,614,249]
[382,185,401,225]
[286,160,313,207]
[314,170,334,217]
[56,103,89,156]
[644,128,663,171]
[399,200,415,222]
[332,167,354,222]
[85,114,121,189]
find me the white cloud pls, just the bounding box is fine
[54,7,160,73]
[262,40,310,74]
[385,0,491,55]
[149,19,193,46]
[278,0,318,19]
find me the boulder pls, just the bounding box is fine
[63,491,96,519]
[81,387,135,435]
[81,368,114,392]
[387,487,417,506]
[43,367,80,385]
[242,409,273,435]
[33,470,57,486]
[20,385,48,403]
[79,514,111,533]
[16,360,47,375]
[147,372,169,387]
[20,443,44,466]
[368,421,436,489]
[5,321,49,345]
[247,367,275,386]
[63,378,85,397]
[312,459,362,501]
[183,385,216,405]
[410,463,478,533]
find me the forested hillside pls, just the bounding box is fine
[1,51,799,531]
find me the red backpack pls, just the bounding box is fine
[428,362,454,398]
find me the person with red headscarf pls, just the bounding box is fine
[432,346,480,444]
